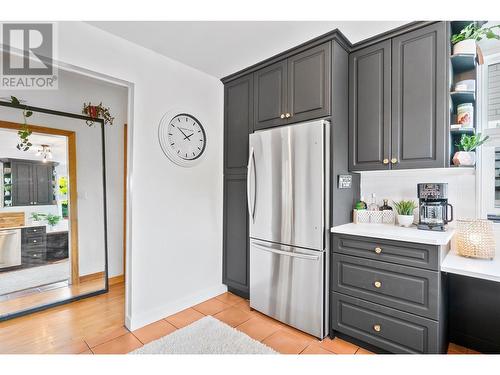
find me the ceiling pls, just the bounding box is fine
[87,21,408,78]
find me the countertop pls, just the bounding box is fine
[0,220,69,233]
[441,246,500,283]
[330,223,455,246]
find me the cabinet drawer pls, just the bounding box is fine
[333,234,439,270]
[24,226,46,235]
[332,254,439,319]
[23,234,46,247]
[331,292,440,353]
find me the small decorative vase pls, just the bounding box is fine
[398,214,414,228]
[453,39,477,55]
[453,151,476,167]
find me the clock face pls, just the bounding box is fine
[166,114,206,161]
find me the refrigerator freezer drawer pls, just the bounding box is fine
[249,239,324,338]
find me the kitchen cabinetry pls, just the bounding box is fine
[224,74,253,175]
[21,226,47,265]
[223,174,249,297]
[223,74,253,297]
[349,22,448,171]
[7,159,56,207]
[331,233,447,353]
[254,42,331,130]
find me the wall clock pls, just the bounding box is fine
[158,111,207,167]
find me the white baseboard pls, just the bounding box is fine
[126,283,228,331]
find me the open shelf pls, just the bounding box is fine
[451,54,477,74]
[450,90,476,106]
[450,127,475,134]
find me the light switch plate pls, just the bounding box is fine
[338,174,352,189]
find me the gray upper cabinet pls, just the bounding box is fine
[10,159,54,206]
[224,73,253,174]
[254,42,331,130]
[391,22,447,169]
[287,42,331,124]
[349,40,391,171]
[348,22,448,171]
[254,61,287,130]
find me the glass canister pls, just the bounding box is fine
[457,103,474,128]
[456,219,496,259]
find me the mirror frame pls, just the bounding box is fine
[0,100,109,321]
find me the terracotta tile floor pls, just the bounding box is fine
[0,284,481,354]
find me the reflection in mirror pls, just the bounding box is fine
[0,108,107,319]
[496,147,500,208]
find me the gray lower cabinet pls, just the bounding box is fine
[222,175,249,297]
[348,22,448,171]
[21,226,47,266]
[331,233,446,353]
[349,40,391,171]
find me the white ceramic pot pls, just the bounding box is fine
[453,151,476,167]
[397,214,414,228]
[453,39,477,55]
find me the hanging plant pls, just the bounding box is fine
[82,102,115,127]
[10,96,33,151]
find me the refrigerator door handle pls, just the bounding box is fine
[247,147,256,222]
[251,242,320,261]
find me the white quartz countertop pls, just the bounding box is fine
[330,223,455,245]
[442,246,500,283]
[0,220,69,233]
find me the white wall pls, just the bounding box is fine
[359,168,477,227]
[51,21,225,330]
[0,69,127,278]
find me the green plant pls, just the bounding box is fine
[82,102,115,126]
[46,214,61,227]
[393,200,418,216]
[58,176,68,196]
[30,212,47,221]
[10,96,33,151]
[456,133,490,152]
[451,23,500,44]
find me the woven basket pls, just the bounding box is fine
[457,219,496,260]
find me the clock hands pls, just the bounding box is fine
[177,126,195,141]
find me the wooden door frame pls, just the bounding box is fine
[0,120,80,285]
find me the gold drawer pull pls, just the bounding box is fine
[382,159,389,164]
[374,281,382,288]
[374,247,382,254]
[373,324,381,332]
[391,158,398,164]
[280,114,285,119]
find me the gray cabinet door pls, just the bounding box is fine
[391,22,447,169]
[254,60,287,130]
[11,160,33,206]
[32,163,53,205]
[349,40,391,171]
[287,42,331,124]
[223,174,249,297]
[224,74,253,175]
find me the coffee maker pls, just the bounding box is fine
[417,183,453,231]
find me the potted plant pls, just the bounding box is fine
[453,133,489,167]
[393,200,418,228]
[452,22,500,55]
[82,102,115,127]
[46,214,61,228]
[30,212,47,226]
[10,96,33,151]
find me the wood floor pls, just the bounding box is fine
[0,282,480,354]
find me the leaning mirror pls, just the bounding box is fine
[0,102,108,320]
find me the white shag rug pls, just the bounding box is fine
[131,316,277,354]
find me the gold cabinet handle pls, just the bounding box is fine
[373,324,381,332]
[285,113,291,118]
[391,158,398,164]
[280,114,285,119]
[374,281,382,288]
[382,159,389,164]
[374,247,382,254]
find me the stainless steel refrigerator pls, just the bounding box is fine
[247,119,330,338]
